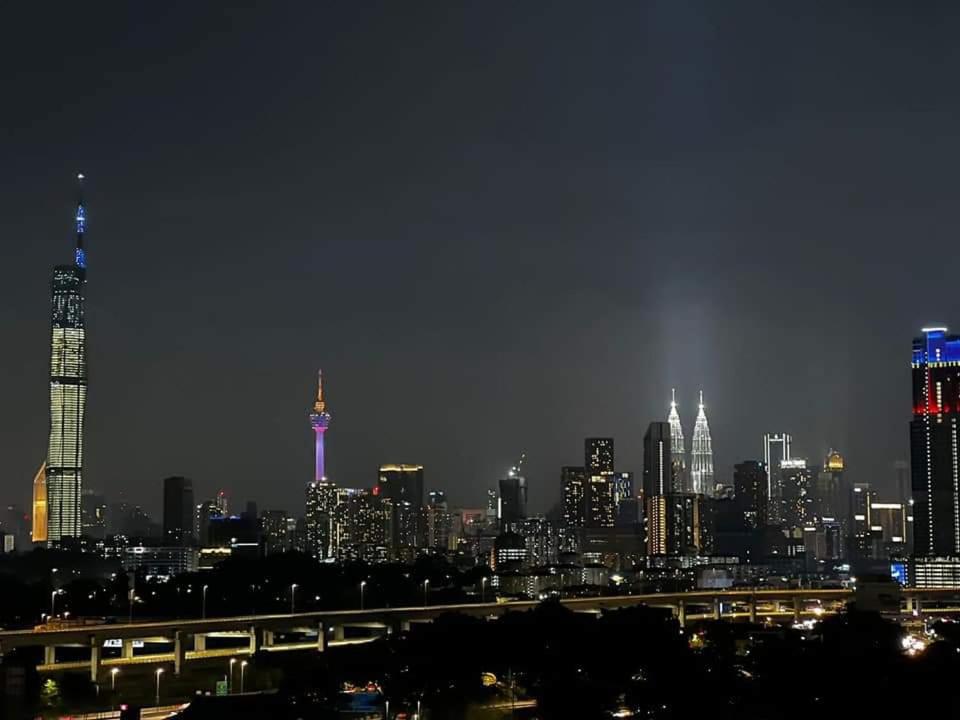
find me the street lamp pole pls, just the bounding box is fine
[50,590,58,616]
[154,668,164,705]
[229,658,237,693]
[481,577,487,603]
[290,583,298,614]
[423,579,430,607]
[240,660,248,694]
[202,584,209,619]
[110,668,119,691]
[360,580,366,610]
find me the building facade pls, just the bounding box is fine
[45,177,89,545]
[162,477,194,546]
[689,392,714,496]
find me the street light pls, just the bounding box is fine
[481,576,488,603]
[229,658,237,692]
[290,583,298,614]
[360,580,367,610]
[423,579,430,607]
[50,590,60,615]
[154,668,164,705]
[110,668,119,691]
[202,584,209,619]
[240,660,248,694]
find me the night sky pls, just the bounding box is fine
[3,2,959,517]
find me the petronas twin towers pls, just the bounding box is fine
[666,389,714,496]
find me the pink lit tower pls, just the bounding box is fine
[309,370,332,481]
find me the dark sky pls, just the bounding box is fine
[3,2,959,517]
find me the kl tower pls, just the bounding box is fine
[309,370,332,481]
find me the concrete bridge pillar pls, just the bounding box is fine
[43,645,55,666]
[248,626,257,654]
[316,623,325,652]
[262,630,275,648]
[793,597,802,623]
[173,631,184,676]
[121,639,134,659]
[713,597,721,621]
[906,596,914,614]
[193,634,206,653]
[676,600,686,628]
[333,625,345,642]
[749,597,757,624]
[89,637,101,682]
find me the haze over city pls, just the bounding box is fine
[2,3,954,514]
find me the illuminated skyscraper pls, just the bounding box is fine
[585,438,614,476]
[163,477,195,546]
[762,433,792,524]
[31,462,47,544]
[689,391,714,496]
[561,466,586,527]
[45,175,88,546]
[643,422,672,497]
[309,370,332,482]
[910,327,960,557]
[667,389,687,492]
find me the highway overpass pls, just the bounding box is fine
[2,587,957,683]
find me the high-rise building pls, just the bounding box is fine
[44,175,88,546]
[561,466,586,527]
[194,500,220,547]
[377,464,424,508]
[849,483,878,559]
[762,433,792,525]
[423,490,452,551]
[780,459,814,528]
[81,489,107,540]
[894,460,910,506]
[643,422,672,497]
[911,327,960,557]
[689,392,714,496]
[31,462,48,544]
[305,480,338,559]
[667,389,687,492]
[812,450,846,525]
[498,470,528,532]
[260,510,291,555]
[162,477,194,546]
[585,476,616,528]
[870,502,908,553]
[733,461,768,529]
[646,493,702,556]
[585,438,614,476]
[309,370,332,482]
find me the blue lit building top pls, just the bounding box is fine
[913,326,960,365]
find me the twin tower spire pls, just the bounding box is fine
[667,389,714,496]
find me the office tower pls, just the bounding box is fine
[305,480,339,559]
[611,471,633,504]
[780,459,814,528]
[586,476,616,528]
[667,389,687,492]
[762,433,792,525]
[733,461,768,529]
[561,466,586,527]
[486,488,498,530]
[81,489,107,540]
[423,491,452,551]
[812,450,846,525]
[244,501,258,519]
[498,471,528,532]
[213,490,228,516]
[45,175,88,546]
[31,462,48,544]
[162,477,194,546]
[689,392,714,496]
[894,460,910,506]
[646,493,702,556]
[518,517,555,567]
[309,370,332,481]
[911,326,960,557]
[194,500,220,547]
[585,438,614,476]
[849,483,878,559]
[643,422,672,497]
[870,502,908,553]
[260,510,290,555]
[377,464,425,508]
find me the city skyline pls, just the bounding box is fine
[2,3,948,518]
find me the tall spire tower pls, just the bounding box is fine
[45,174,89,545]
[690,391,714,497]
[666,389,687,492]
[309,370,332,482]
